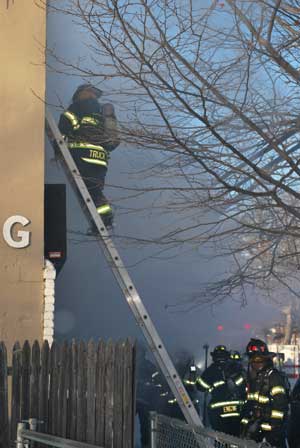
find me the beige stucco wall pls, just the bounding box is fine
[0,1,46,352]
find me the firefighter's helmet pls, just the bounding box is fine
[246,338,275,358]
[72,84,103,102]
[211,345,230,362]
[230,350,241,361]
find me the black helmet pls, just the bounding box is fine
[230,350,241,361]
[72,84,103,103]
[246,338,275,358]
[211,345,230,362]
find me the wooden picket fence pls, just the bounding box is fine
[0,339,135,448]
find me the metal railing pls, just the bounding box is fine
[16,421,104,448]
[150,413,260,448]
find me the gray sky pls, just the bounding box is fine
[46,4,281,360]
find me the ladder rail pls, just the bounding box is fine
[45,109,203,427]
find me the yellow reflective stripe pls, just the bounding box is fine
[184,379,196,385]
[258,395,270,404]
[63,111,80,129]
[97,205,112,215]
[247,393,269,403]
[210,401,243,409]
[241,418,249,425]
[235,376,244,386]
[213,381,226,388]
[271,386,285,396]
[168,399,177,404]
[261,423,272,431]
[69,142,106,151]
[64,111,78,122]
[81,158,108,167]
[197,377,211,390]
[81,116,99,125]
[271,410,284,419]
[220,413,240,418]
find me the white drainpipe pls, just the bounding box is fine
[43,259,56,346]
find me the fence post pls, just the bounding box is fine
[150,412,157,448]
[17,422,26,448]
[28,419,38,432]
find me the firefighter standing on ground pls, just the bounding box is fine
[241,338,289,448]
[58,84,120,228]
[194,345,246,436]
[136,345,166,448]
[165,359,201,421]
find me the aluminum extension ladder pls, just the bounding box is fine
[45,109,203,428]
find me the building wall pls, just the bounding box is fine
[0,1,46,351]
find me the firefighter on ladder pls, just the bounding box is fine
[58,84,120,229]
[241,338,289,448]
[186,345,246,436]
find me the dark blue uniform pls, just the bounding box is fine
[58,96,119,227]
[196,360,246,435]
[241,339,289,448]
[241,367,289,447]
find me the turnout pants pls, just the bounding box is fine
[69,148,113,228]
[208,409,240,436]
